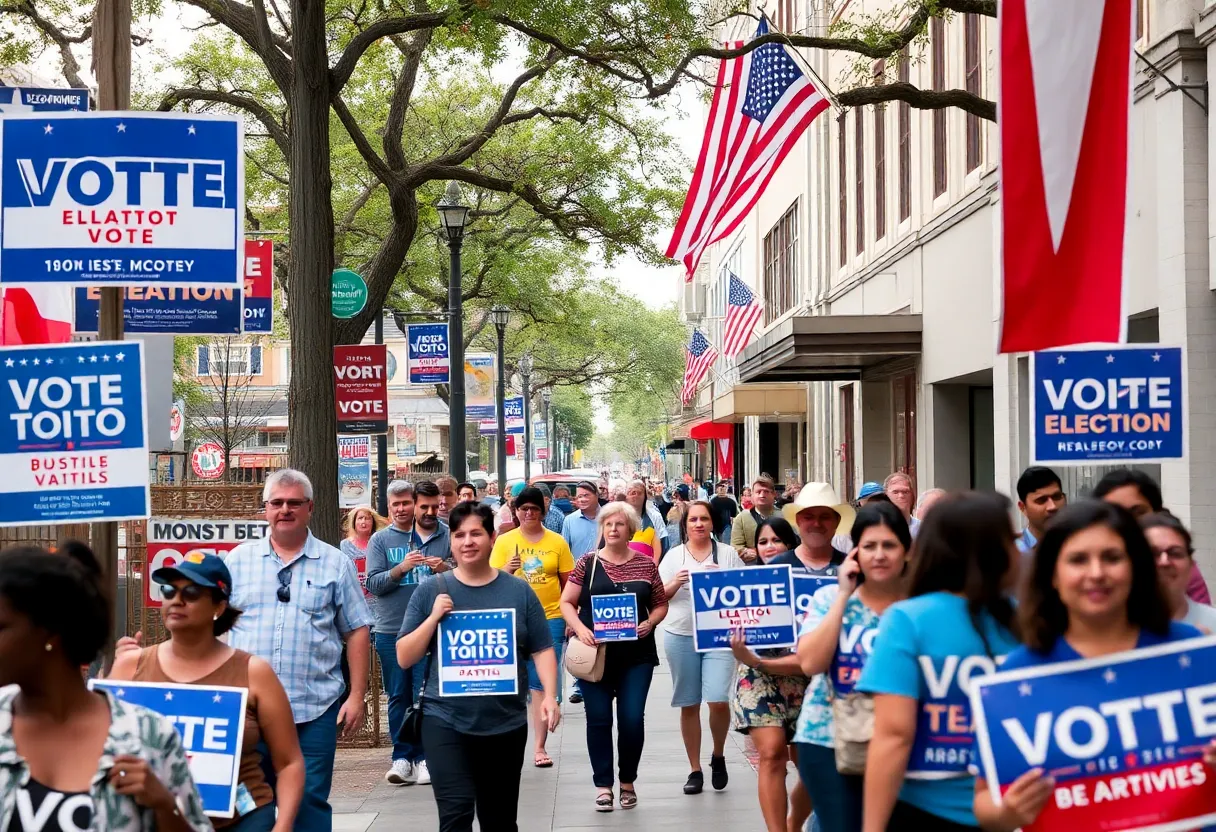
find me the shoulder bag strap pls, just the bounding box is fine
[417,573,447,698]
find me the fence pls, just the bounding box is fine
[0,484,384,748]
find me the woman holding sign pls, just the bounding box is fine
[857,492,1021,832]
[793,502,910,832]
[973,501,1208,832]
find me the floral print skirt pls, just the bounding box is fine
[730,660,808,741]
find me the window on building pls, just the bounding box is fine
[932,17,948,198]
[773,0,796,32]
[892,371,918,488]
[898,47,911,222]
[855,110,865,254]
[874,61,887,241]
[1136,0,1144,40]
[838,112,848,266]
[763,203,799,323]
[197,342,263,377]
[965,14,982,173]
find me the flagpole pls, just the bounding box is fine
[760,11,846,115]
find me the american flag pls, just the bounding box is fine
[722,273,763,357]
[666,18,829,278]
[680,329,719,406]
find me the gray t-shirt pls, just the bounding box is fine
[365,523,452,635]
[400,571,553,735]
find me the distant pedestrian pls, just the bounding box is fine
[224,469,373,832]
[882,472,918,535]
[1014,466,1066,556]
[708,480,738,543]
[435,476,460,522]
[780,483,853,575]
[914,487,946,522]
[1141,512,1216,632]
[457,481,479,504]
[731,474,779,561]
[551,485,575,516]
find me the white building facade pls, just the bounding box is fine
[678,0,1216,560]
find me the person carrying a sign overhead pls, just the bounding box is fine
[109,553,305,832]
[973,501,1210,831]
[0,542,211,831]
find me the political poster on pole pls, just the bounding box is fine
[792,573,837,626]
[90,678,249,818]
[0,112,244,288]
[241,238,273,333]
[0,87,89,113]
[0,340,149,526]
[406,323,450,385]
[504,395,525,434]
[437,609,518,696]
[970,635,1216,832]
[592,593,638,642]
[395,422,417,458]
[1031,346,1185,465]
[333,345,388,434]
[145,519,269,609]
[690,564,796,651]
[465,353,495,419]
[338,436,372,508]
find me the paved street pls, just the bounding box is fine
[331,662,782,831]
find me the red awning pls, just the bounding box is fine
[688,420,733,441]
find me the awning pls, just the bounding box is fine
[689,421,734,441]
[712,383,807,423]
[736,314,922,382]
[664,439,688,451]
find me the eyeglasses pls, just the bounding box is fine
[1154,547,1192,563]
[277,570,292,603]
[516,505,542,515]
[159,584,208,603]
[267,498,309,510]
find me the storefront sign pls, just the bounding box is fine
[145,518,269,608]
[191,442,225,480]
[338,436,371,508]
[437,609,518,696]
[406,322,449,384]
[333,344,388,434]
[690,565,795,652]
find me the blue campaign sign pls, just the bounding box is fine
[504,395,525,435]
[91,678,249,818]
[407,323,449,385]
[592,592,638,641]
[0,340,149,526]
[690,565,796,652]
[0,87,88,113]
[971,636,1216,832]
[74,285,242,334]
[793,573,837,625]
[1031,346,1185,465]
[438,608,519,696]
[0,112,244,287]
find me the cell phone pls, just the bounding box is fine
[854,569,865,586]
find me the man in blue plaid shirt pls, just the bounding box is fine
[225,468,373,832]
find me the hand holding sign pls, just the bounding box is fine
[110,754,177,814]
[986,768,1056,831]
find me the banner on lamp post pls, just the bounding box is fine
[333,344,388,434]
[406,323,449,384]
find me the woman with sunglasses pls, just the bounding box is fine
[109,554,305,832]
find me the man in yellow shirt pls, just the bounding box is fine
[489,485,574,768]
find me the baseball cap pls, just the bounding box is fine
[857,481,885,500]
[675,484,691,500]
[152,552,233,599]
[509,481,526,498]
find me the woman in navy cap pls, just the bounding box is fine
[109,553,305,832]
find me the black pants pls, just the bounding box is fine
[422,714,528,832]
[888,801,981,832]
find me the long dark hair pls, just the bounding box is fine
[851,502,912,551]
[679,500,716,546]
[1021,500,1172,652]
[907,491,1020,649]
[755,515,799,552]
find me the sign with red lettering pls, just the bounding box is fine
[146,518,268,608]
[192,442,225,480]
[334,344,388,434]
[241,238,273,334]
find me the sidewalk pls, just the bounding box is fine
[331,663,781,831]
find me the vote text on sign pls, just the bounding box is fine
[793,573,837,626]
[0,340,149,526]
[592,593,638,642]
[91,678,249,818]
[333,345,388,434]
[0,112,244,287]
[406,322,449,385]
[1031,346,1185,465]
[971,635,1216,832]
[438,609,519,696]
[146,518,268,608]
[690,564,796,652]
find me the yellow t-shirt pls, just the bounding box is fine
[489,528,575,619]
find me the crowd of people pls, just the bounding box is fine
[4,463,1216,831]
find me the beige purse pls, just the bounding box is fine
[564,556,607,682]
[832,692,875,775]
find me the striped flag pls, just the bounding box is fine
[722,273,763,357]
[680,329,719,406]
[666,18,829,278]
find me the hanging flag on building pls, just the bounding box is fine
[666,18,830,278]
[998,0,1135,352]
[680,329,719,406]
[0,286,73,344]
[722,273,763,357]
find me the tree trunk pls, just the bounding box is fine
[287,0,340,542]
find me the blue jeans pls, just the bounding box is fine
[526,618,567,702]
[374,632,426,763]
[795,742,861,832]
[228,803,276,831]
[295,697,342,832]
[581,662,655,788]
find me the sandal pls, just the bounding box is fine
[619,788,637,810]
[595,790,614,812]
[534,751,553,768]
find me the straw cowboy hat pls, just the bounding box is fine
[782,482,856,538]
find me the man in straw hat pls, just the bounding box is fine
[775,482,856,575]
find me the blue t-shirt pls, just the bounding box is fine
[856,591,1019,826]
[1000,620,1202,671]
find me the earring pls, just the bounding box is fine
[44,643,52,652]
[213,615,219,621]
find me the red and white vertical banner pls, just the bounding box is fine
[999,0,1135,353]
[333,345,388,434]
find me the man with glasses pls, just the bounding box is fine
[883,471,919,535]
[224,468,373,832]
[366,479,453,787]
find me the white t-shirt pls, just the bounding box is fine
[658,541,745,636]
[1183,599,1216,634]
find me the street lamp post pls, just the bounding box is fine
[437,182,470,480]
[519,353,533,482]
[491,304,510,498]
[541,388,552,474]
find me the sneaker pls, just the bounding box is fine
[385,759,414,786]
[414,760,431,786]
[569,692,583,704]
[683,770,704,795]
[710,755,728,791]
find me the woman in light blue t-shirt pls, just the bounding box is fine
[857,491,1021,832]
[794,501,911,832]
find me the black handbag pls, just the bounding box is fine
[396,575,445,746]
